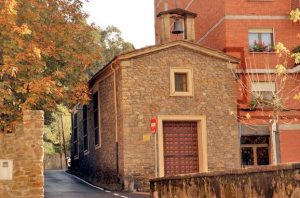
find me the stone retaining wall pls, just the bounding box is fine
[150,163,300,198]
[44,153,67,170]
[0,110,44,198]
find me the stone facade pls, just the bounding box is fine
[150,163,300,198]
[0,110,44,198]
[155,0,300,165]
[71,41,240,191]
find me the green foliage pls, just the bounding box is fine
[86,26,135,76]
[100,26,135,65]
[0,0,102,131]
[44,105,71,155]
[249,40,269,52]
[44,141,57,155]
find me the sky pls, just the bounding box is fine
[83,0,156,49]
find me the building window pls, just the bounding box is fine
[292,0,300,9]
[249,29,274,52]
[251,81,275,107]
[83,105,89,154]
[241,135,270,166]
[170,68,193,96]
[175,73,188,92]
[93,92,100,148]
[72,112,79,159]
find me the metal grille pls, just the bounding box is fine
[163,121,199,176]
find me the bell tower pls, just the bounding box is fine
[156,8,197,44]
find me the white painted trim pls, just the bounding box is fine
[251,81,275,92]
[235,65,300,74]
[197,17,225,43]
[279,124,300,130]
[226,15,289,20]
[185,0,195,10]
[249,28,273,33]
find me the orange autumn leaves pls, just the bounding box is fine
[0,0,102,130]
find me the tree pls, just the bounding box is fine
[44,105,71,155]
[100,26,134,65]
[231,9,300,165]
[44,26,134,155]
[86,26,134,76]
[0,0,102,131]
[88,26,135,77]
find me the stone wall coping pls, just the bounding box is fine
[150,163,300,182]
[89,40,240,87]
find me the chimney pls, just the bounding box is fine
[157,8,197,44]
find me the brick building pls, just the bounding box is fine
[70,17,241,189]
[155,0,300,165]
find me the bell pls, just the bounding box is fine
[171,18,184,34]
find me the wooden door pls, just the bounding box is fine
[163,121,199,176]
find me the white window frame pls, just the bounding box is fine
[251,81,276,101]
[248,28,274,52]
[170,68,194,96]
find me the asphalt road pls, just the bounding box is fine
[45,170,149,198]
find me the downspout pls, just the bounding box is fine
[238,123,242,167]
[111,64,119,175]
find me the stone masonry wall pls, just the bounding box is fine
[44,153,67,170]
[120,46,239,191]
[71,74,119,189]
[150,163,300,198]
[0,110,44,198]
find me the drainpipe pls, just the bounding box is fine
[111,64,119,175]
[271,121,281,165]
[238,123,242,167]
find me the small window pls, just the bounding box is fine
[292,0,300,9]
[175,73,188,92]
[241,135,270,166]
[2,162,8,168]
[72,112,79,159]
[251,82,276,105]
[93,92,100,148]
[249,29,274,52]
[83,105,89,154]
[170,68,193,96]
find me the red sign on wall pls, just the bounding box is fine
[150,117,157,134]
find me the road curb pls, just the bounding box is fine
[65,170,150,197]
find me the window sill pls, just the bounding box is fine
[95,145,101,150]
[170,91,194,97]
[248,51,276,54]
[248,0,274,1]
